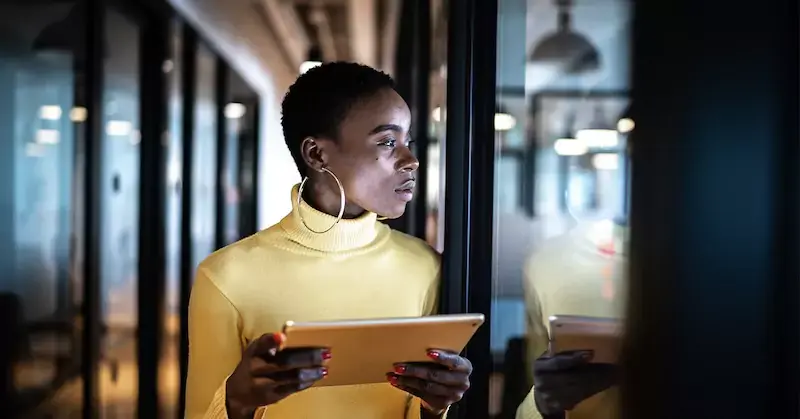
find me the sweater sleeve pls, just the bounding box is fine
[185,267,246,419]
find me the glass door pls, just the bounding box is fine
[98,7,141,417]
[0,1,86,415]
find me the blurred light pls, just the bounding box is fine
[300,61,322,74]
[162,60,174,73]
[224,103,247,119]
[554,138,587,156]
[494,113,516,131]
[432,107,442,123]
[36,129,60,144]
[576,128,618,148]
[26,142,46,157]
[592,153,619,170]
[617,117,635,133]
[40,105,62,120]
[106,120,132,136]
[70,106,87,122]
[130,130,141,145]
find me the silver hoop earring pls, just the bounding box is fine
[297,167,346,234]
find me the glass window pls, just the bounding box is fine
[162,19,183,418]
[491,0,631,417]
[191,42,218,272]
[427,0,448,251]
[222,70,258,245]
[98,8,141,417]
[0,1,86,415]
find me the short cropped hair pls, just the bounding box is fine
[280,61,396,178]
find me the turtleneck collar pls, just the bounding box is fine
[279,184,381,252]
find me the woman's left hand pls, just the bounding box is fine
[387,349,472,414]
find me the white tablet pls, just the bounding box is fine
[548,315,622,364]
[282,313,485,387]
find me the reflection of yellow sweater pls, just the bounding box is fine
[186,185,441,419]
[517,220,627,419]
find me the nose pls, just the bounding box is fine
[396,147,420,173]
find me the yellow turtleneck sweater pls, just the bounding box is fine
[185,185,441,419]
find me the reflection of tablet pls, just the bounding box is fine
[549,315,622,364]
[282,313,485,387]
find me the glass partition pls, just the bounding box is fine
[491,0,631,417]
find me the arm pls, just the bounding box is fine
[185,267,248,419]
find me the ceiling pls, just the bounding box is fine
[255,0,396,73]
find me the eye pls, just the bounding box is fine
[379,137,397,148]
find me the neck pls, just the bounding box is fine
[306,178,365,219]
[281,184,383,252]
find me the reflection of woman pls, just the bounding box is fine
[185,62,472,419]
[517,220,627,419]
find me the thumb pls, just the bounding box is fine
[248,332,286,357]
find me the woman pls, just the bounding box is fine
[185,62,472,419]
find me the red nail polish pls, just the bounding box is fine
[321,367,328,377]
[394,365,407,374]
[272,332,285,345]
[322,349,332,360]
[427,350,440,360]
[388,375,399,386]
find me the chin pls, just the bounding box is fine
[377,205,407,220]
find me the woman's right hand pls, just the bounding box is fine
[532,350,616,418]
[225,332,330,419]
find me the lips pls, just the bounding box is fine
[395,179,416,192]
[394,179,416,202]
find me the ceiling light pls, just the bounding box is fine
[224,103,246,119]
[528,0,600,74]
[432,107,442,123]
[106,120,133,137]
[576,105,618,148]
[554,138,587,156]
[300,46,323,74]
[39,105,62,120]
[592,153,619,170]
[617,117,635,133]
[70,106,87,122]
[494,113,516,131]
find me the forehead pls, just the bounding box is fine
[339,88,411,136]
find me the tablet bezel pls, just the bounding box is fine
[281,313,485,387]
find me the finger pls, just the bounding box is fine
[391,383,451,413]
[534,350,593,372]
[394,363,470,389]
[270,366,328,384]
[389,373,455,398]
[248,332,286,357]
[426,350,472,372]
[274,347,330,370]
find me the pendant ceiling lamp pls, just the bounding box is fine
[576,105,618,148]
[300,46,323,74]
[528,0,600,74]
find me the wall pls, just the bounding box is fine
[169,0,302,229]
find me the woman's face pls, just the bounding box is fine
[304,88,418,219]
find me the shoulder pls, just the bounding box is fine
[385,228,441,272]
[197,223,286,291]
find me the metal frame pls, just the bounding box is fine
[440,0,497,418]
[214,58,229,250]
[82,1,105,417]
[388,0,431,238]
[177,22,198,418]
[136,5,170,417]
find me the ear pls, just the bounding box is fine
[300,137,329,173]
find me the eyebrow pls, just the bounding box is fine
[368,124,405,135]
